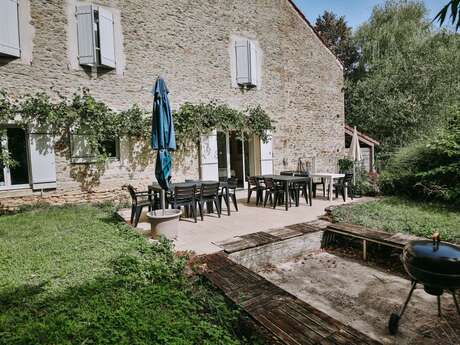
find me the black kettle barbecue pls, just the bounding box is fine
[388,233,460,335]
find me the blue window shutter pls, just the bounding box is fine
[28,133,57,190]
[235,40,250,85]
[76,5,96,66]
[98,7,116,68]
[0,0,20,57]
[249,41,258,86]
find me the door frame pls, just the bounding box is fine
[0,126,31,191]
[217,131,250,189]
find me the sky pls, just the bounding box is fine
[292,0,447,29]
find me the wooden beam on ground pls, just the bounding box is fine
[199,252,382,345]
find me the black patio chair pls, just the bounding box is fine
[293,172,310,206]
[148,185,162,210]
[198,182,221,221]
[247,176,265,205]
[263,177,290,208]
[126,184,154,228]
[169,184,197,223]
[328,173,354,202]
[220,177,238,212]
[280,171,307,205]
[312,178,326,198]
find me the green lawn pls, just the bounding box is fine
[331,197,460,243]
[0,204,245,345]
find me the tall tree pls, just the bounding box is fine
[314,11,358,75]
[346,0,460,159]
[435,0,460,30]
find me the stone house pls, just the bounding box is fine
[0,0,344,209]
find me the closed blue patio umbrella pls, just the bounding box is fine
[151,77,176,211]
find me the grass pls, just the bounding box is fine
[331,197,460,243]
[0,204,248,345]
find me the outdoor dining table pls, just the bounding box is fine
[149,180,230,216]
[255,175,312,211]
[309,173,346,201]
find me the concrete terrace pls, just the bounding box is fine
[118,190,373,254]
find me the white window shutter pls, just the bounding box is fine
[0,0,20,57]
[249,41,258,86]
[70,134,97,163]
[28,133,57,190]
[98,7,116,68]
[76,5,96,66]
[200,131,219,181]
[260,134,273,175]
[235,40,250,85]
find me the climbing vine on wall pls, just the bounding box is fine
[0,89,275,166]
[173,102,275,147]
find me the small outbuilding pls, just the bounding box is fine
[345,124,380,172]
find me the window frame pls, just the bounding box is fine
[70,134,120,164]
[76,4,116,69]
[99,138,120,161]
[233,38,260,88]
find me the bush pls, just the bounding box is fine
[380,112,460,206]
[338,158,354,173]
[354,171,380,197]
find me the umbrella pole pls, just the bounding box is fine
[353,161,356,184]
[160,189,166,216]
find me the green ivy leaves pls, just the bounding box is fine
[0,89,275,167]
[173,102,275,147]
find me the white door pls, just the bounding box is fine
[200,131,219,181]
[260,136,273,175]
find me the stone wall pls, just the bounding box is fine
[0,0,344,209]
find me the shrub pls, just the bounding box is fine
[338,158,354,173]
[380,111,460,205]
[354,171,380,197]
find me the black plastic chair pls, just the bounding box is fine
[247,176,265,205]
[220,177,238,212]
[292,173,311,206]
[294,172,312,206]
[263,177,289,208]
[198,182,221,220]
[126,185,154,228]
[312,178,326,198]
[328,173,354,201]
[170,184,197,223]
[148,185,162,210]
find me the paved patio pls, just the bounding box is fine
[118,190,373,254]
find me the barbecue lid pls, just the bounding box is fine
[403,240,460,275]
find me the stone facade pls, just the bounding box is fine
[0,0,344,209]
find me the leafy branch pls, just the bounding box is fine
[434,0,459,30]
[0,89,275,167]
[173,102,275,147]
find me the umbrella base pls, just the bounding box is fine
[147,209,181,240]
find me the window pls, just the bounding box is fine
[0,0,21,58]
[76,5,116,68]
[70,135,119,163]
[235,39,258,87]
[99,139,119,159]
